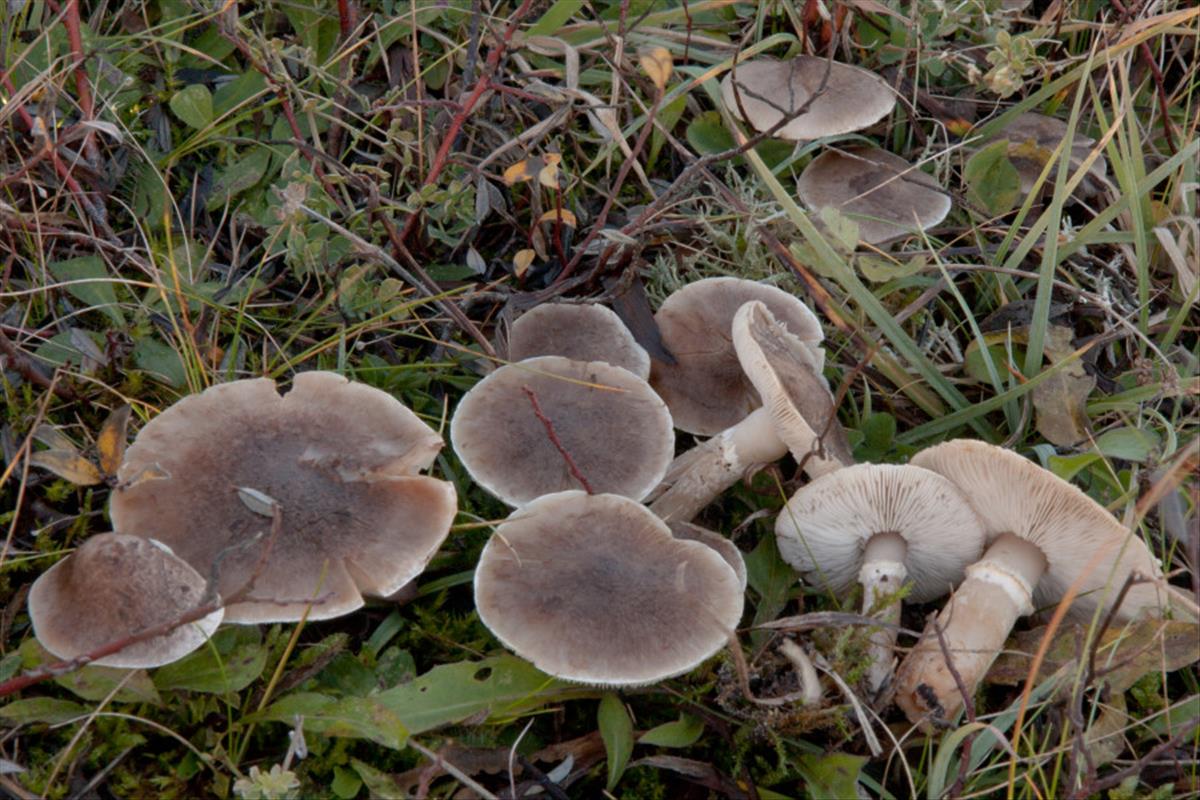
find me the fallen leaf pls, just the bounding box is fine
[639,46,673,91]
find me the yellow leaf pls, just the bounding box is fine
[537,160,560,189]
[639,46,673,92]
[97,405,131,476]
[537,209,578,227]
[29,450,104,486]
[513,249,536,277]
[503,160,533,186]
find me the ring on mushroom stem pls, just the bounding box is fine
[774,463,986,700]
[893,439,1200,729]
[649,299,850,523]
[109,372,458,624]
[474,491,745,686]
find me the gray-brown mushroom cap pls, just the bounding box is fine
[109,372,458,624]
[506,303,651,380]
[29,533,223,668]
[450,356,674,506]
[721,56,896,141]
[979,112,1108,197]
[775,464,985,602]
[669,521,749,591]
[474,491,745,686]
[912,440,1191,620]
[650,277,824,435]
[797,146,952,245]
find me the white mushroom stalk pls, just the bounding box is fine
[649,301,850,522]
[775,464,986,699]
[894,439,1200,728]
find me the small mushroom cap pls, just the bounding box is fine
[650,277,824,435]
[775,464,986,602]
[721,56,896,140]
[450,356,674,505]
[110,372,457,624]
[29,533,223,668]
[796,146,952,245]
[980,112,1107,197]
[506,303,651,380]
[912,440,1184,621]
[668,521,749,591]
[732,300,853,468]
[474,491,744,685]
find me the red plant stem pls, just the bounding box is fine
[520,386,593,494]
[337,0,356,40]
[62,0,99,163]
[398,0,537,243]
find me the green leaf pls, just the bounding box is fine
[598,693,633,791]
[133,336,188,388]
[0,697,89,725]
[210,146,272,206]
[1093,427,1160,463]
[170,84,214,129]
[686,111,733,155]
[528,0,583,35]
[153,626,266,694]
[350,759,407,799]
[797,752,867,799]
[330,766,363,800]
[964,140,1021,216]
[32,329,106,371]
[745,534,797,644]
[255,656,586,744]
[297,696,409,749]
[638,714,704,748]
[49,255,125,325]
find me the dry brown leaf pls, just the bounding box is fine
[28,449,104,485]
[638,46,673,92]
[1033,325,1095,446]
[513,249,536,278]
[97,405,131,476]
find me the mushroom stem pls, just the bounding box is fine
[894,532,1048,728]
[649,408,783,522]
[858,531,908,698]
[649,407,844,523]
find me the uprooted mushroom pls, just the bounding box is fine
[893,439,1200,728]
[649,300,852,522]
[109,372,458,624]
[775,463,986,699]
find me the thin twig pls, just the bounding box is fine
[520,386,593,493]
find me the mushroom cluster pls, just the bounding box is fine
[29,372,458,666]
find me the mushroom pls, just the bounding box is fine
[474,491,744,685]
[894,439,1199,727]
[649,300,851,522]
[29,533,223,668]
[669,521,748,591]
[796,146,952,246]
[505,302,651,380]
[774,464,986,697]
[978,111,1108,199]
[450,355,673,506]
[649,277,824,436]
[109,372,458,624]
[720,56,896,141]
